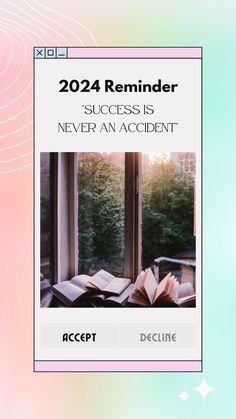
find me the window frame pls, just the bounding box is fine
[124,152,142,280]
[49,152,142,283]
[50,153,78,284]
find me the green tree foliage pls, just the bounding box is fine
[142,157,195,268]
[77,153,195,275]
[78,153,124,275]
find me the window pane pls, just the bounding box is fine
[40,153,51,280]
[77,153,125,276]
[142,152,195,279]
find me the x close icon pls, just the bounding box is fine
[36,49,43,57]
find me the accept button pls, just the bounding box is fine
[62,332,97,343]
[41,324,118,348]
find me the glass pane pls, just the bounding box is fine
[40,153,51,280]
[142,152,195,281]
[77,152,125,276]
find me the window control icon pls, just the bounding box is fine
[34,48,45,59]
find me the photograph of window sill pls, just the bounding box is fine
[40,151,196,309]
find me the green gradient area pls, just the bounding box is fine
[54,1,235,418]
[65,1,235,418]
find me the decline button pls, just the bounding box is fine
[140,332,177,343]
[120,324,197,348]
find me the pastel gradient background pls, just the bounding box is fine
[0,0,234,418]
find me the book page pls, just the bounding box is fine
[106,284,134,304]
[178,294,196,306]
[128,292,149,306]
[133,271,149,299]
[70,275,91,290]
[88,270,115,290]
[143,268,158,304]
[134,271,145,290]
[154,272,172,301]
[103,277,131,295]
[52,282,86,303]
[178,282,195,298]
[173,280,180,304]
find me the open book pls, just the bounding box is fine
[178,282,196,307]
[51,274,93,307]
[51,270,131,307]
[90,283,134,307]
[86,270,131,295]
[128,268,195,307]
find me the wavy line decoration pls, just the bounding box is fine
[0,0,97,174]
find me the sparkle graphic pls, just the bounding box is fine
[194,379,214,400]
[179,390,190,402]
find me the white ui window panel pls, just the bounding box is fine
[34,47,202,372]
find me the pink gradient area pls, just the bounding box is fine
[68,47,202,58]
[0,169,72,418]
[35,360,202,372]
[0,27,13,74]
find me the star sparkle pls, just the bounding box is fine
[194,379,214,400]
[179,390,190,401]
